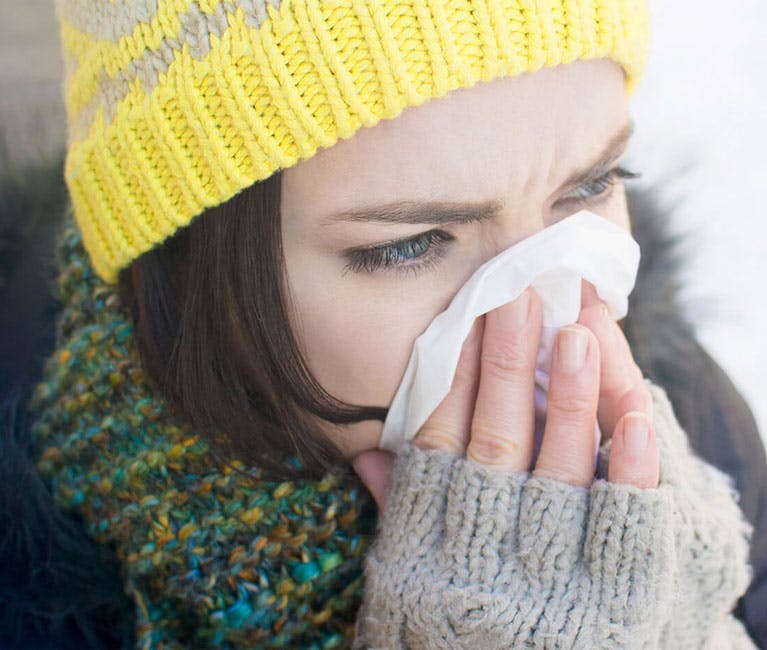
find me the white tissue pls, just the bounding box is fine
[378,209,642,463]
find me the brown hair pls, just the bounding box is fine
[117,170,388,481]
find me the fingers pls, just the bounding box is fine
[533,324,600,488]
[577,281,658,487]
[608,411,659,488]
[577,281,648,438]
[467,287,542,471]
[414,313,485,453]
[411,279,657,493]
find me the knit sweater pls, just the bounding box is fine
[28,217,757,649]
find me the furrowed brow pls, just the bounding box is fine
[321,198,504,227]
[558,119,635,191]
[321,119,635,227]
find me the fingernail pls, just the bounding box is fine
[623,412,649,456]
[507,289,531,329]
[558,326,588,372]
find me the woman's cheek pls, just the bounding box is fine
[292,269,452,407]
[294,283,438,409]
[303,309,400,457]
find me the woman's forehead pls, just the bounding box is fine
[282,58,628,221]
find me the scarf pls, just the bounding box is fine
[28,219,378,649]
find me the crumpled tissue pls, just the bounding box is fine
[378,209,641,467]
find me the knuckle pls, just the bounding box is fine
[416,421,465,452]
[468,431,521,464]
[608,379,650,411]
[548,393,594,417]
[481,344,531,377]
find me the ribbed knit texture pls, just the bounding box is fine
[354,380,757,649]
[54,0,650,283]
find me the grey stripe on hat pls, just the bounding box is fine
[56,0,279,42]
[61,0,283,142]
[55,0,160,43]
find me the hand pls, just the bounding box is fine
[354,281,659,511]
[353,282,755,648]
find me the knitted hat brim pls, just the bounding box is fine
[57,0,650,283]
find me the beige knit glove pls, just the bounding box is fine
[353,379,755,649]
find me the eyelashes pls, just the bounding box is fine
[342,166,642,277]
[341,230,454,277]
[561,166,641,204]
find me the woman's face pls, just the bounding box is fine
[281,58,633,460]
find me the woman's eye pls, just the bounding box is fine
[561,166,642,205]
[342,230,454,277]
[341,166,641,277]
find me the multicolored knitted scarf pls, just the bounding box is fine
[27,218,378,649]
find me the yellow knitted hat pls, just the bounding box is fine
[56,0,650,283]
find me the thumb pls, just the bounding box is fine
[352,449,395,512]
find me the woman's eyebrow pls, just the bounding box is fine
[558,119,635,191]
[321,119,635,227]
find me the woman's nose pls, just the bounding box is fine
[492,204,616,256]
[489,209,551,255]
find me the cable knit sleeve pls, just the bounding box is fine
[353,379,756,649]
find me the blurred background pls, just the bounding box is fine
[0,2,63,168]
[1,0,765,441]
[626,0,767,445]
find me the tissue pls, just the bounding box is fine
[378,209,641,464]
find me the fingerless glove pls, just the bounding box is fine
[353,379,755,649]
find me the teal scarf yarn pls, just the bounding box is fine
[28,219,378,649]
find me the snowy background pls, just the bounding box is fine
[626,0,767,444]
[1,1,765,442]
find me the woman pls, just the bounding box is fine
[6,0,765,647]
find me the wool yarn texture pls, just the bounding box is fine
[29,218,378,649]
[54,0,650,283]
